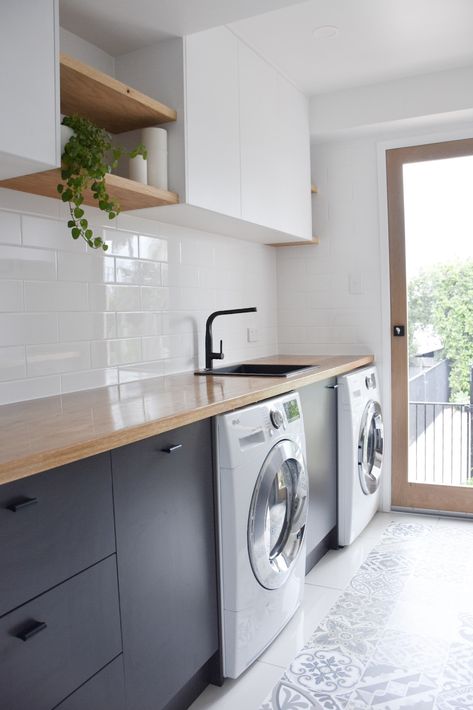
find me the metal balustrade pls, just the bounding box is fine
[409,401,473,486]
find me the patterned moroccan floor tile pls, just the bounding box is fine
[259,518,473,710]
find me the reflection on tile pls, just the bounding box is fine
[0,245,56,281]
[116,312,157,338]
[91,338,142,367]
[89,284,141,312]
[139,235,168,262]
[61,368,118,393]
[26,342,91,376]
[103,230,139,257]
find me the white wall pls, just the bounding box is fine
[0,190,277,405]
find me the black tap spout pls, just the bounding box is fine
[205,307,257,370]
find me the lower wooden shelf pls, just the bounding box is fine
[268,237,320,247]
[0,169,179,211]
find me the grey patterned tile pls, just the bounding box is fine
[284,648,366,696]
[435,684,473,709]
[258,517,473,710]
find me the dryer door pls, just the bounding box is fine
[248,439,308,590]
[358,400,384,495]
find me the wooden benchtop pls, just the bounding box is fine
[0,354,373,484]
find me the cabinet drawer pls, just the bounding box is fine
[55,656,125,710]
[0,453,115,615]
[0,556,122,710]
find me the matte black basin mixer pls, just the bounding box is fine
[205,308,257,370]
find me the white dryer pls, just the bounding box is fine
[216,392,308,679]
[337,366,384,546]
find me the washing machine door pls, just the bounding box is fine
[358,400,384,494]
[248,439,308,590]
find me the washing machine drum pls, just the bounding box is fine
[248,439,308,590]
[358,400,384,495]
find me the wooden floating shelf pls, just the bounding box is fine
[0,169,179,211]
[311,184,318,194]
[60,53,177,133]
[268,237,320,247]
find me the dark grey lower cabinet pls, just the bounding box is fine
[299,379,338,572]
[112,419,219,710]
[55,657,126,710]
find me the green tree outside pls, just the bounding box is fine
[408,260,473,403]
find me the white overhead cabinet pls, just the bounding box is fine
[116,27,312,244]
[0,0,59,179]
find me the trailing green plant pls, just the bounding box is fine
[57,115,147,251]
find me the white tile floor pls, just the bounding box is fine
[189,511,436,710]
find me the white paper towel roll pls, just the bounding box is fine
[142,127,168,190]
[129,154,147,184]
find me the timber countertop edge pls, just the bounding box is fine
[0,354,373,484]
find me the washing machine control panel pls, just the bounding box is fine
[270,409,284,429]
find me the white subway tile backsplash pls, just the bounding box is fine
[57,252,115,283]
[115,258,161,286]
[0,201,278,403]
[103,230,139,257]
[0,245,56,281]
[0,281,24,312]
[116,312,158,338]
[22,215,87,253]
[0,375,61,405]
[0,313,58,346]
[25,281,88,312]
[89,284,141,311]
[0,211,21,245]
[91,338,142,367]
[0,346,26,381]
[58,312,116,342]
[141,286,169,311]
[61,367,118,394]
[26,342,91,377]
[139,235,168,262]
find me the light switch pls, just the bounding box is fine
[349,273,364,295]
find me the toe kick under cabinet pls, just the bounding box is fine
[0,418,219,710]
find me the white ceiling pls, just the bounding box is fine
[60,0,473,96]
[59,0,306,57]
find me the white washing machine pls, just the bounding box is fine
[337,366,384,546]
[216,392,309,679]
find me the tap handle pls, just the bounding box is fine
[218,340,224,359]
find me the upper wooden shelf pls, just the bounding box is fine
[269,237,320,247]
[0,169,179,211]
[60,53,177,133]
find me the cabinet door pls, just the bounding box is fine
[239,42,281,231]
[185,27,240,218]
[275,75,312,239]
[0,0,59,179]
[299,380,338,569]
[112,419,219,710]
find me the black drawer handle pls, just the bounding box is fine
[16,620,47,642]
[161,444,183,454]
[6,496,38,512]
[325,384,339,389]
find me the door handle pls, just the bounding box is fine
[15,620,48,642]
[161,444,183,454]
[6,496,38,512]
[325,384,339,389]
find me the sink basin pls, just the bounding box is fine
[195,363,319,378]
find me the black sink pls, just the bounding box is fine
[195,363,319,378]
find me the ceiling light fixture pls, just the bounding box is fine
[313,25,339,40]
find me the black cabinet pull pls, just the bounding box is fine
[6,496,38,512]
[16,620,47,642]
[161,444,183,454]
[325,384,339,390]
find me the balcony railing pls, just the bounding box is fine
[409,401,472,486]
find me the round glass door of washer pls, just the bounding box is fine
[248,439,308,590]
[358,400,384,495]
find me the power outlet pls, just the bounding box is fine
[247,327,259,343]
